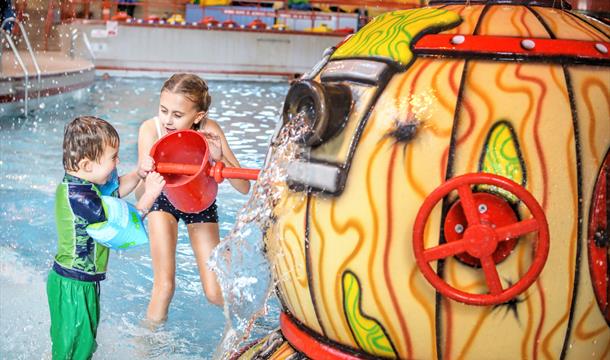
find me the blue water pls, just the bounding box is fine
[0,77,288,359]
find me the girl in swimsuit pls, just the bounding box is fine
[137,73,250,323]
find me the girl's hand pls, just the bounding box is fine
[136,172,165,217]
[203,132,223,162]
[145,172,165,198]
[138,155,155,179]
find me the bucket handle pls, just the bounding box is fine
[156,161,260,183]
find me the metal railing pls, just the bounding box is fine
[69,27,96,60]
[1,29,30,115]
[1,16,42,115]
[81,30,96,60]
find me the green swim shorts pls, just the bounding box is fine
[47,270,100,360]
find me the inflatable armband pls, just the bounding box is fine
[86,196,148,250]
[98,169,119,196]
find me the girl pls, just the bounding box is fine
[138,73,250,323]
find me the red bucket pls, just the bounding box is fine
[150,130,218,213]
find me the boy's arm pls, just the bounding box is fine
[135,172,165,218]
[117,154,154,197]
[118,120,157,198]
[117,171,143,198]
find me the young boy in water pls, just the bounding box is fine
[47,116,165,359]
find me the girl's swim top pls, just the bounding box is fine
[53,173,117,282]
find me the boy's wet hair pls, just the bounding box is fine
[161,73,211,130]
[63,116,120,171]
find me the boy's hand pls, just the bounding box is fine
[145,172,165,198]
[138,155,155,179]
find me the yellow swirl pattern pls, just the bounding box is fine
[331,8,462,66]
[342,271,397,358]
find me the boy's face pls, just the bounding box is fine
[89,144,119,185]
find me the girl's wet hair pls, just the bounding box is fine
[63,116,120,171]
[161,73,211,130]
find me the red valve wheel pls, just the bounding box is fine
[412,173,550,306]
[444,192,520,267]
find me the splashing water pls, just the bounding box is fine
[209,115,311,359]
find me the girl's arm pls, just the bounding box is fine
[208,121,251,195]
[134,119,158,199]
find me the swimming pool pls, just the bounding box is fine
[0,77,287,359]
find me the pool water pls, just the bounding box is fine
[0,77,288,359]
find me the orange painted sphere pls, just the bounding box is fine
[256,2,610,359]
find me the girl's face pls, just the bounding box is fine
[158,90,205,133]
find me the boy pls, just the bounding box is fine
[47,116,164,359]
